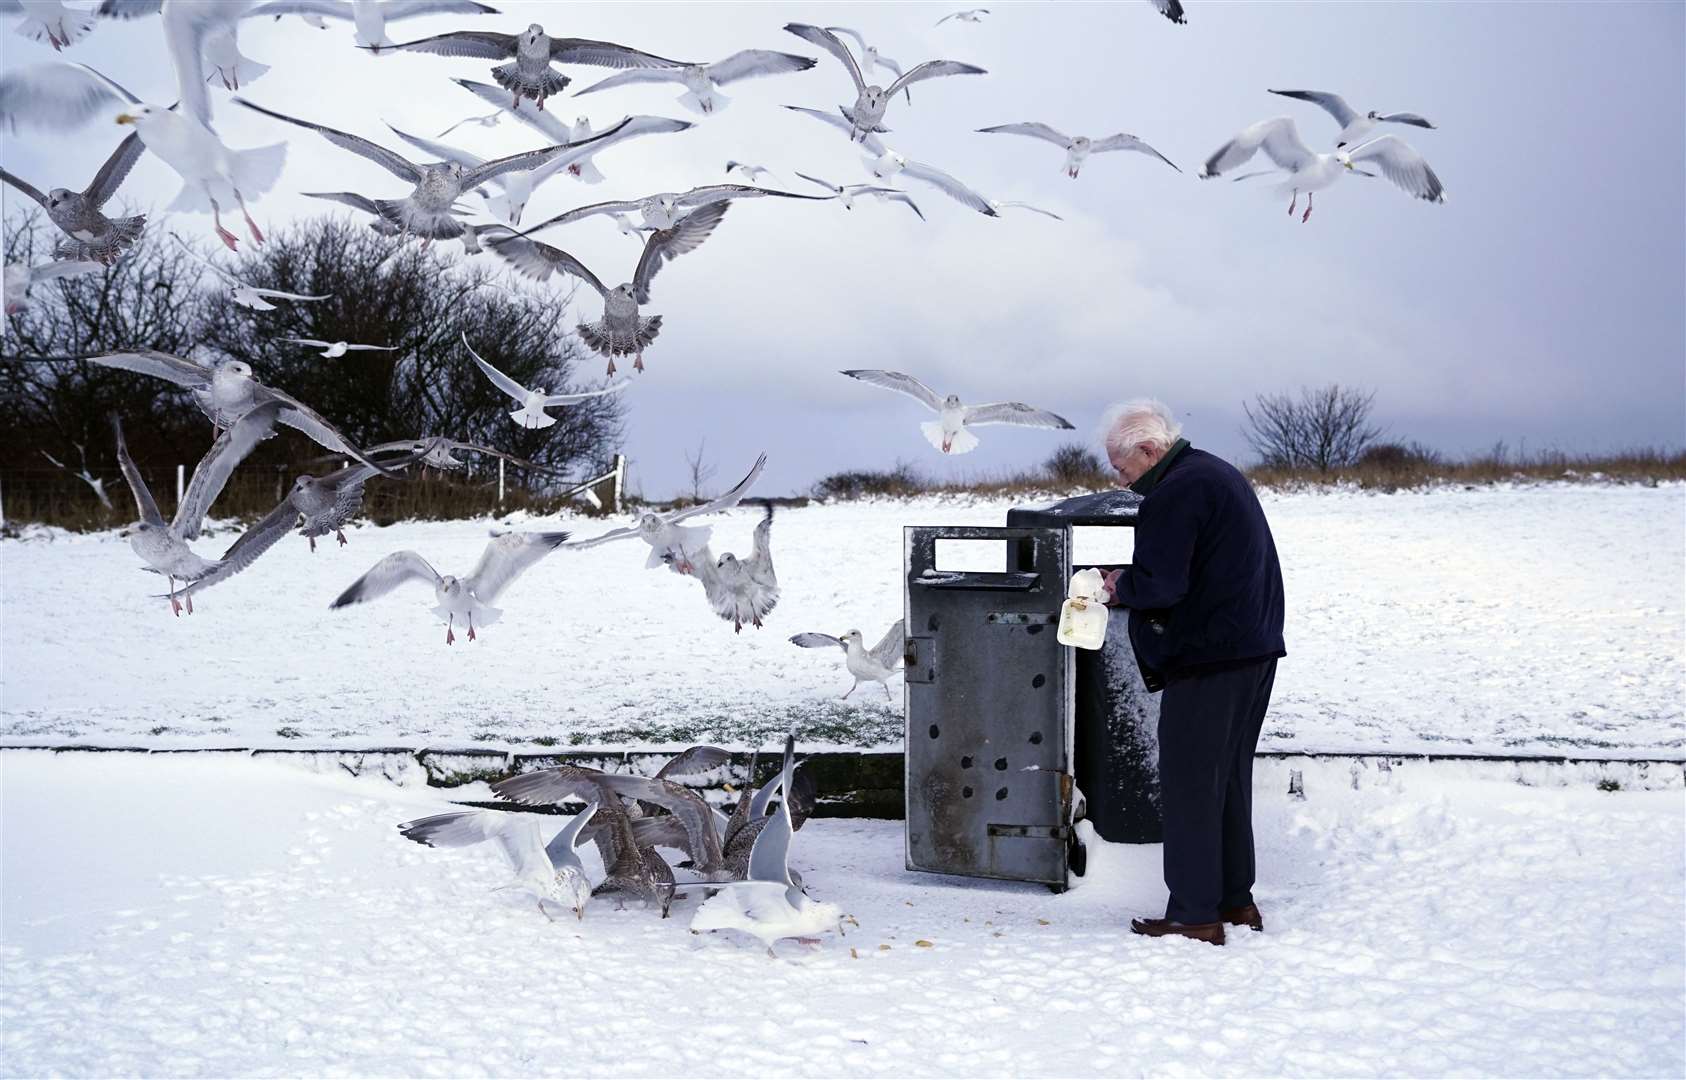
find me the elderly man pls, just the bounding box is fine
[1099,399,1285,946]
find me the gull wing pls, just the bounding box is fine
[0,167,48,208]
[706,49,815,85]
[173,399,280,537]
[543,798,599,868]
[85,131,147,205]
[379,29,516,59]
[460,332,531,402]
[463,529,572,604]
[85,349,213,388]
[161,0,258,129]
[655,745,732,779]
[482,234,609,294]
[631,200,727,304]
[109,414,164,526]
[234,97,423,183]
[329,550,442,608]
[962,401,1075,430]
[783,23,863,93]
[1200,116,1313,178]
[897,157,997,215]
[976,121,1072,148]
[249,381,391,474]
[1346,135,1446,203]
[840,369,944,411]
[548,37,687,68]
[451,77,570,141]
[571,69,679,96]
[1376,111,1436,130]
[667,451,767,524]
[790,632,844,651]
[1268,89,1358,130]
[386,125,486,171]
[542,379,629,408]
[869,619,906,668]
[591,774,723,872]
[1090,132,1181,172]
[0,62,137,133]
[883,59,986,100]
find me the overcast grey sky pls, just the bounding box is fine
[5,1,1682,497]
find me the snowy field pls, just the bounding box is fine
[3,483,1681,756]
[1,751,1681,1078]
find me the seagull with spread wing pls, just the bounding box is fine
[449,80,625,184]
[7,0,97,50]
[573,48,814,116]
[792,621,906,702]
[375,21,688,110]
[460,332,630,429]
[784,22,984,141]
[567,452,767,573]
[398,798,599,920]
[485,201,730,375]
[934,9,989,25]
[795,171,923,220]
[515,180,828,236]
[245,0,499,51]
[673,503,779,632]
[976,121,1180,179]
[3,257,102,315]
[1269,88,1436,148]
[1199,116,1446,221]
[785,106,995,216]
[330,529,572,644]
[170,234,331,311]
[111,404,278,615]
[841,369,1074,455]
[822,26,906,99]
[280,337,397,358]
[0,132,146,263]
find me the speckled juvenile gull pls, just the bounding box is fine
[573,48,815,116]
[246,0,499,51]
[1,132,145,263]
[976,121,1180,179]
[784,22,984,141]
[1200,116,1446,221]
[398,798,600,920]
[461,332,630,429]
[566,451,767,570]
[841,368,1074,454]
[791,620,905,701]
[330,529,572,644]
[785,106,995,216]
[1269,88,1436,148]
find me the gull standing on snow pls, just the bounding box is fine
[3,257,102,314]
[0,131,146,263]
[934,9,989,26]
[5,0,97,50]
[566,452,767,572]
[172,234,331,310]
[795,171,923,219]
[1269,88,1436,148]
[281,337,397,358]
[245,0,499,52]
[330,529,572,644]
[841,369,1074,454]
[976,121,1180,179]
[785,106,996,216]
[84,349,394,473]
[785,22,984,141]
[676,503,779,632]
[461,332,630,429]
[375,22,688,111]
[691,731,845,956]
[486,201,732,375]
[398,799,601,920]
[573,49,815,116]
[1199,116,1446,221]
[792,622,905,701]
[111,403,279,614]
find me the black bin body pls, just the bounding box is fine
[1007,491,1163,844]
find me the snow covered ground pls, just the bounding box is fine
[1,751,1680,1078]
[3,482,1681,756]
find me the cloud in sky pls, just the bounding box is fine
[4,1,1681,497]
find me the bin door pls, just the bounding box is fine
[903,525,1076,887]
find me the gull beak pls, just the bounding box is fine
[115,113,135,125]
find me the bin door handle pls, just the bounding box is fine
[910,570,1040,591]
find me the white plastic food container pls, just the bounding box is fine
[1057,568,1111,650]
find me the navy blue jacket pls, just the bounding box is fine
[1110,445,1285,690]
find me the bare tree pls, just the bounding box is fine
[1243,384,1381,472]
[683,438,716,502]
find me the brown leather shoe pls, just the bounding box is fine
[1129,917,1225,945]
[1221,903,1263,932]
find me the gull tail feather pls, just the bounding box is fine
[230,142,288,200]
[493,63,569,99]
[572,159,605,184]
[16,10,97,49]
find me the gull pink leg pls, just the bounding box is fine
[209,197,240,252]
[446,614,455,646]
[1287,192,1297,218]
[236,191,264,245]
[1302,192,1314,224]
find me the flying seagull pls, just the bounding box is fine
[676,503,779,632]
[330,529,572,644]
[449,79,632,184]
[7,0,97,51]
[515,181,827,235]
[1268,88,1437,148]
[374,22,689,110]
[792,621,906,701]
[566,452,767,571]
[3,257,102,315]
[93,0,272,91]
[1200,116,1446,221]
[171,234,331,310]
[38,443,114,509]
[785,106,996,216]
[841,369,1074,454]
[437,109,500,137]
[795,171,923,220]
[934,9,989,26]
[398,799,601,920]
[84,349,394,474]
[461,332,630,428]
[724,160,779,184]
[989,198,1062,220]
[573,48,814,116]
[485,201,730,375]
[210,449,426,566]
[1147,0,1186,24]
[975,121,1180,179]
[785,22,984,141]
[822,27,907,100]
[245,0,500,51]
[281,337,398,358]
[111,403,279,614]
[0,132,146,263]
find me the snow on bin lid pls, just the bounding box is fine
[1005,489,1142,527]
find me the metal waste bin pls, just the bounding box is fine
[1007,491,1162,844]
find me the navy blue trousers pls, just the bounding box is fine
[1156,658,1277,925]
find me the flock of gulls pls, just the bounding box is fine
[1,0,1449,955]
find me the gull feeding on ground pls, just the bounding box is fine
[461,332,630,429]
[3,257,102,315]
[785,106,995,216]
[246,0,500,52]
[567,452,767,571]
[791,621,906,701]
[0,131,145,263]
[486,201,730,375]
[172,234,331,310]
[573,48,815,116]
[975,121,1180,179]
[281,336,397,358]
[85,349,394,473]
[111,403,278,614]
[691,731,845,957]
[376,22,687,111]
[388,114,691,225]
[795,171,923,220]
[672,503,779,632]
[330,529,572,644]
[841,369,1074,454]
[1199,116,1446,221]
[6,0,97,51]
[398,798,600,920]
[1269,88,1436,148]
[785,22,984,141]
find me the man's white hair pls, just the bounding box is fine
[1101,398,1183,458]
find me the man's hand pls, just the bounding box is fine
[1101,568,1124,604]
